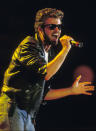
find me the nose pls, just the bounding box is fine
[54,27,59,32]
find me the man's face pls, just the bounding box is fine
[42,17,62,45]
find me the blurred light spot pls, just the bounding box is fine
[73,65,94,82]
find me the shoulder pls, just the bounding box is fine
[20,36,37,46]
[17,36,44,56]
[17,36,41,53]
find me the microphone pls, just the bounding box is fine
[70,40,83,48]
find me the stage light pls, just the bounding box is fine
[73,65,94,82]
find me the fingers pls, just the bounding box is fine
[82,86,95,95]
[60,35,73,48]
[60,35,73,41]
[76,75,81,81]
[84,86,94,90]
[73,75,81,86]
[83,92,93,95]
[80,81,92,86]
[72,75,95,96]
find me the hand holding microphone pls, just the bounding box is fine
[60,35,83,48]
[60,35,73,50]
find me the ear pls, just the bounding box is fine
[38,26,43,33]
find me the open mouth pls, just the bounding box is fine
[52,34,59,38]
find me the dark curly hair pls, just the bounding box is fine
[34,8,64,32]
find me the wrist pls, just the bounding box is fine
[62,45,71,54]
[70,87,77,95]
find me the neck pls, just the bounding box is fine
[44,44,51,52]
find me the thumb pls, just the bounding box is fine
[73,75,82,87]
[76,75,82,82]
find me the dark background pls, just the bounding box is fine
[0,0,96,131]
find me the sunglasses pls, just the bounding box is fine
[42,24,62,30]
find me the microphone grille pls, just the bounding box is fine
[78,42,83,48]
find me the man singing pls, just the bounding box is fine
[0,8,94,131]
